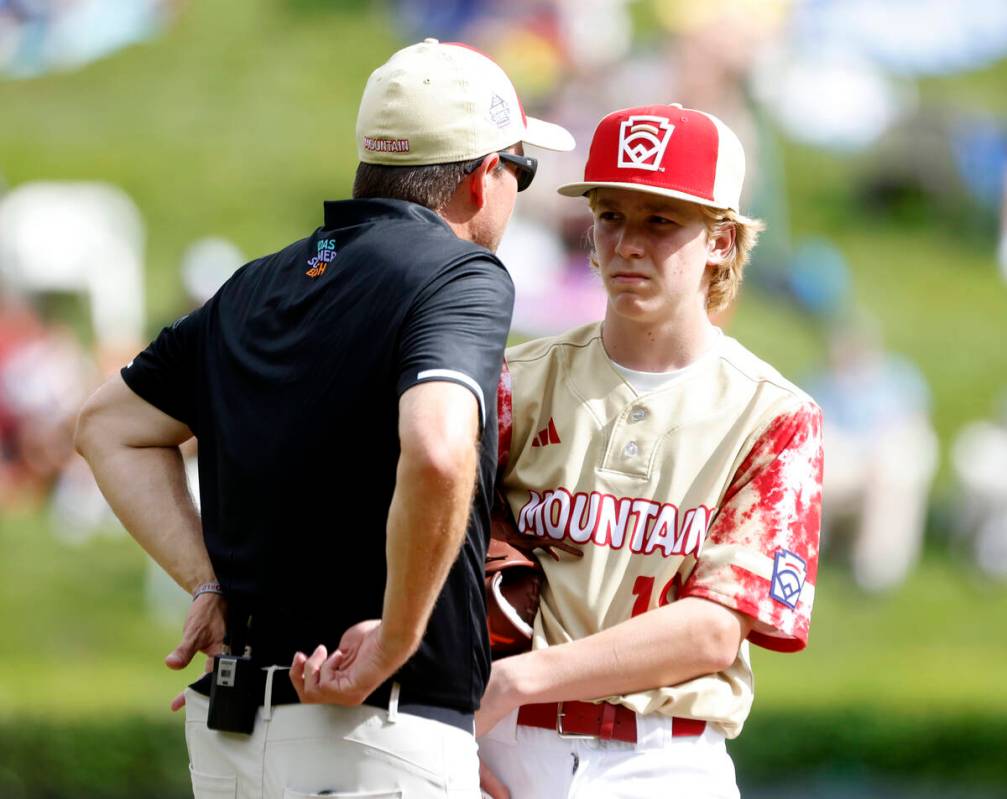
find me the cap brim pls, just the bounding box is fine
[556,179,749,221]
[522,116,576,152]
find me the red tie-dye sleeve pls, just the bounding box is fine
[497,360,512,474]
[680,402,824,652]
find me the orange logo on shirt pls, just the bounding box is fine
[306,238,336,278]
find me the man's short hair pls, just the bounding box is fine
[352,161,470,211]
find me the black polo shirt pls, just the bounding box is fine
[122,199,514,712]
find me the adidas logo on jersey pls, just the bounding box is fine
[531,417,560,448]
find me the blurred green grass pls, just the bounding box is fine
[752,552,1007,716]
[0,510,205,717]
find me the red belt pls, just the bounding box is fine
[516,701,706,743]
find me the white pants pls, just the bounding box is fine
[184,687,481,799]
[478,709,739,799]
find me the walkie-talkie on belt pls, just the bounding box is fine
[207,613,260,734]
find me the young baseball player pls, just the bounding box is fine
[477,104,823,798]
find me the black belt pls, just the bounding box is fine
[365,681,475,734]
[191,669,474,734]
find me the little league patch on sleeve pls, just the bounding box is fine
[770,549,807,609]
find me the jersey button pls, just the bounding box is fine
[623,441,639,457]
[630,407,647,422]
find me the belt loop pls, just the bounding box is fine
[599,702,617,740]
[387,682,401,724]
[262,665,284,721]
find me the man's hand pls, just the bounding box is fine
[289,620,402,705]
[165,593,227,712]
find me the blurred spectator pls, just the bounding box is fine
[858,107,972,222]
[180,235,245,307]
[0,180,148,538]
[789,0,1007,78]
[0,290,95,514]
[1000,166,1007,282]
[753,0,1007,153]
[497,213,606,337]
[753,44,914,153]
[0,181,145,373]
[555,0,632,73]
[659,0,795,307]
[388,0,490,42]
[950,114,1007,215]
[951,394,1007,580]
[808,313,938,593]
[857,108,1006,255]
[749,1,915,153]
[0,291,48,504]
[0,0,177,79]
[785,238,852,319]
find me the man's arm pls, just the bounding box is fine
[75,375,224,676]
[291,380,480,703]
[477,597,753,735]
[75,375,211,591]
[382,380,480,653]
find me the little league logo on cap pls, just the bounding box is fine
[559,103,747,214]
[356,39,574,166]
[618,115,675,171]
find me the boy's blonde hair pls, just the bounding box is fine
[699,206,765,313]
[586,192,765,313]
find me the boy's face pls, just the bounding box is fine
[591,188,716,324]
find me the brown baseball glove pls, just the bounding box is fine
[485,493,581,658]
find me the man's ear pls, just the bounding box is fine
[467,153,500,211]
[707,222,736,266]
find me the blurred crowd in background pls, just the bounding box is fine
[0,0,178,79]
[2,0,1007,610]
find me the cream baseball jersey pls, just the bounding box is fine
[499,323,823,739]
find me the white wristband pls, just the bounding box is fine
[191,580,223,600]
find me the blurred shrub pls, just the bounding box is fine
[0,717,187,799]
[0,710,1004,797]
[733,709,1007,789]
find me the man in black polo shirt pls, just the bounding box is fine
[74,39,573,798]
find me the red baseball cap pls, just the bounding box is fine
[558,103,747,214]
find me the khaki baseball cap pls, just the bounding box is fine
[356,39,575,165]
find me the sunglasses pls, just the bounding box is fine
[465,151,538,192]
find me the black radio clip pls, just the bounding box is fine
[207,614,260,734]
